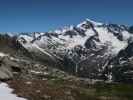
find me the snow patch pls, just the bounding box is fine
[0,52,8,57]
[95,27,128,54]
[0,83,26,100]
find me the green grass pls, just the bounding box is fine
[47,78,133,100]
[87,83,133,100]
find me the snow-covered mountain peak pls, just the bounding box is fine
[1,19,132,82]
[54,25,74,35]
[86,18,103,26]
[77,19,103,28]
[1,19,133,82]
[17,19,133,58]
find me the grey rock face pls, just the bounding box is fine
[0,56,20,80]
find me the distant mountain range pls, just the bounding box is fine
[0,19,133,82]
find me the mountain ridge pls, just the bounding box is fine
[0,19,133,82]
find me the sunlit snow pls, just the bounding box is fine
[0,83,26,100]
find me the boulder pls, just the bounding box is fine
[0,56,20,80]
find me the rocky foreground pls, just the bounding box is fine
[1,51,133,100]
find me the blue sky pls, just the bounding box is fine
[0,0,132,32]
